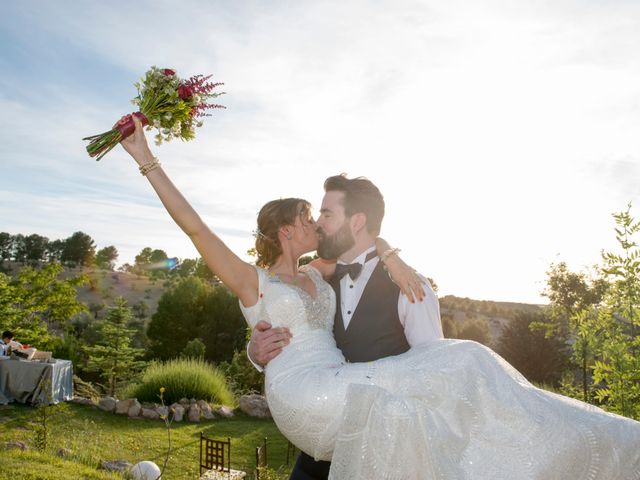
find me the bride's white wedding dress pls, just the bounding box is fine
[240,266,640,479]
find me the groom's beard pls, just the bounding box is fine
[317,222,355,260]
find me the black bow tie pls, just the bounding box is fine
[334,262,363,281]
[333,251,378,281]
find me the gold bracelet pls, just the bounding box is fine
[139,157,161,176]
[380,247,401,263]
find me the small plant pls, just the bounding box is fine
[32,378,70,451]
[157,386,173,480]
[124,358,234,405]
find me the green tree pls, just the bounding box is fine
[11,234,25,262]
[84,298,146,396]
[496,311,570,385]
[0,263,87,347]
[181,337,206,359]
[21,234,49,264]
[46,239,66,263]
[95,246,119,270]
[537,262,607,402]
[148,277,245,363]
[61,231,96,267]
[0,232,12,261]
[171,258,198,277]
[591,203,640,418]
[455,317,490,345]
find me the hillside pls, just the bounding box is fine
[3,263,546,339]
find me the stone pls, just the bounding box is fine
[190,398,197,404]
[128,399,142,418]
[141,408,159,420]
[115,399,135,415]
[214,405,235,418]
[100,460,132,472]
[187,403,201,422]
[71,396,94,406]
[179,397,189,406]
[170,403,185,422]
[98,396,117,413]
[6,440,27,451]
[156,405,169,418]
[131,460,161,480]
[57,447,72,458]
[239,394,271,418]
[197,400,215,420]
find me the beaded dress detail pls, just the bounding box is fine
[240,266,640,479]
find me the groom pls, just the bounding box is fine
[248,174,444,480]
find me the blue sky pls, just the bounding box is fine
[1,0,639,303]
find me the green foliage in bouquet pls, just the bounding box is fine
[83,66,224,160]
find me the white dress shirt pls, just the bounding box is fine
[337,245,443,346]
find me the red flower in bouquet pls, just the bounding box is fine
[82,66,225,160]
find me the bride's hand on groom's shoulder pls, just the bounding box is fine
[384,255,427,304]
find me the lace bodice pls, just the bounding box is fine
[239,265,335,335]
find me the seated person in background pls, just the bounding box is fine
[2,331,23,355]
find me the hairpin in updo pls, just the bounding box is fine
[253,229,268,240]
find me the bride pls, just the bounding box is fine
[119,116,640,479]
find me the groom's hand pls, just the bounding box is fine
[248,320,292,367]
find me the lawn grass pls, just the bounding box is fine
[0,402,294,480]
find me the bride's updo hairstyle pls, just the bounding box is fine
[255,198,312,268]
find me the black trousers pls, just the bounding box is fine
[289,451,331,480]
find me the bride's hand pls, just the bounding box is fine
[118,114,154,164]
[383,254,426,303]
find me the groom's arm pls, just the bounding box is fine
[398,276,444,345]
[247,321,292,371]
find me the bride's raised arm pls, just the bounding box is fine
[119,115,258,306]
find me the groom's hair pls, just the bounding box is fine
[324,174,385,236]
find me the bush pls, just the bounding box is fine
[124,358,234,406]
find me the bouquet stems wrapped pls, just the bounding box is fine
[83,67,225,160]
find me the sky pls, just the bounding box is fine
[1,0,639,304]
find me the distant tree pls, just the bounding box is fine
[84,298,146,396]
[171,258,198,277]
[194,257,219,283]
[0,232,13,261]
[46,239,66,263]
[131,300,150,319]
[148,277,245,363]
[181,338,206,360]
[441,312,458,338]
[11,234,26,263]
[118,263,134,273]
[456,318,490,345]
[0,263,87,347]
[22,234,49,264]
[298,255,317,266]
[135,247,153,267]
[95,246,119,270]
[496,311,570,385]
[537,262,608,402]
[61,231,96,266]
[88,302,105,320]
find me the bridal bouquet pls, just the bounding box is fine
[83,67,225,160]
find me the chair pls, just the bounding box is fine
[255,437,268,480]
[285,439,298,465]
[199,433,246,480]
